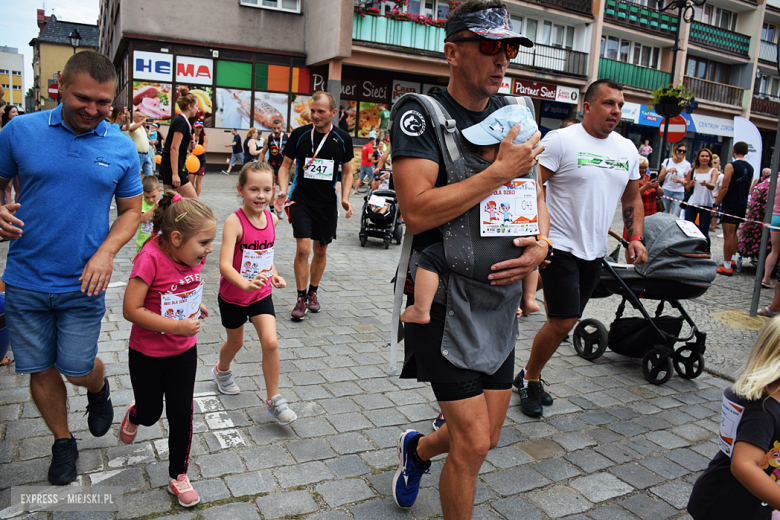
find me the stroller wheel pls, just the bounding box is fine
[673,346,705,379]
[383,237,391,249]
[360,235,367,247]
[572,319,608,361]
[394,223,403,244]
[641,349,674,385]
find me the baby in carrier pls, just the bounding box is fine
[401,105,539,324]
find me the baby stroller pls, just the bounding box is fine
[572,212,716,385]
[358,187,403,249]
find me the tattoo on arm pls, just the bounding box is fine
[623,206,634,238]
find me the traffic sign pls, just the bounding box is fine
[659,115,687,143]
[48,84,60,99]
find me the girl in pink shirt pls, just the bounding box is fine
[214,162,297,425]
[121,191,217,508]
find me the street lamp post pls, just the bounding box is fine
[69,29,81,55]
[655,0,705,170]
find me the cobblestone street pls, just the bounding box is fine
[0,173,773,519]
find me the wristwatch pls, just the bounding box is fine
[536,235,553,261]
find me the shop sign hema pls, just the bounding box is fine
[392,80,421,102]
[175,56,213,86]
[133,51,173,82]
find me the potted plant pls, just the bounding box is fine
[649,82,694,117]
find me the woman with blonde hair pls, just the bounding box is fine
[160,87,199,199]
[688,316,780,518]
[684,148,718,251]
[659,142,691,217]
[243,128,261,165]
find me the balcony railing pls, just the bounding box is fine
[352,13,446,54]
[604,0,678,38]
[689,21,751,58]
[685,76,744,107]
[598,58,670,91]
[752,94,780,116]
[511,43,589,77]
[760,40,778,63]
[539,0,592,15]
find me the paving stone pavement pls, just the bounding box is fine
[0,174,772,519]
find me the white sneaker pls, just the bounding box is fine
[211,363,240,395]
[267,394,297,425]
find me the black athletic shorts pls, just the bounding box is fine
[540,249,602,319]
[720,207,745,226]
[403,300,514,402]
[289,202,338,245]
[218,294,275,330]
[159,157,190,188]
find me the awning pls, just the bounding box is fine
[690,114,734,137]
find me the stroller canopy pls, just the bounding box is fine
[632,213,717,285]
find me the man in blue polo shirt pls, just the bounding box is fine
[0,51,142,485]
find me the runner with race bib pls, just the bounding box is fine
[274,91,355,321]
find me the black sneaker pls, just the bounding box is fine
[520,381,546,418]
[85,378,113,437]
[513,369,553,406]
[48,435,79,485]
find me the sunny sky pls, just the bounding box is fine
[1,0,100,93]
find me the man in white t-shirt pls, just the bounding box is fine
[516,79,648,418]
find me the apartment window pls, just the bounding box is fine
[686,56,731,83]
[1,84,7,89]
[600,35,620,60]
[12,85,20,90]
[619,39,630,62]
[11,71,20,76]
[713,7,737,31]
[510,15,523,35]
[422,0,449,18]
[239,0,300,13]
[407,0,421,14]
[526,18,538,42]
[630,43,659,68]
[565,27,575,49]
[0,70,7,74]
[763,23,777,43]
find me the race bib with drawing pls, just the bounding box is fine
[303,158,335,181]
[140,221,154,234]
[239,248,274,281]
[480,179,539,237]
[161,283,203,321]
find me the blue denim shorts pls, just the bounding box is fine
[5,284,106,377]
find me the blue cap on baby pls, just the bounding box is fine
[462,104,538,146]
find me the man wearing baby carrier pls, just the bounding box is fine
[388,2,548,518]
[516,79,648,418]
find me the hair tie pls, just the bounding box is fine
[175,212,188,222]
[172,193,183,202]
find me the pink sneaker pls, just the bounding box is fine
[291,296,307,320]
[119,402,138,444]
[168,474,200,507]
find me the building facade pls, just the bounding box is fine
[99,0,780,168]
[29,10,99,112]
[0,47,25,108]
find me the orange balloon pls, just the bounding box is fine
[185,154,200,173]
[155,154,162,164]
[193,144,204,155]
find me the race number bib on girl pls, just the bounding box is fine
[240,248,274,281]
[480,179,539,237]
[161,283,204,321]
[303,158,334,181]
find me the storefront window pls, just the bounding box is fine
[619,39,630,63]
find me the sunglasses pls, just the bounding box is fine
[677,149,687,153]
[447,36,521,59]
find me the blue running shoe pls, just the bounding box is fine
[392,429,430,509]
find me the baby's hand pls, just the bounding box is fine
[177,318,200,337]
[271,275,286,289]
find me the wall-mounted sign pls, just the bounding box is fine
[392,80,421,102]
[498,77,512,95]
[175,56,213,86]
[422,83,446,95]
[555,85,579,104]
[133,51,173,82]
[621,102,641,123]
[340,78,358,99]
[361,80,389,103]
[512,80,557,101]
[541,101,572,119]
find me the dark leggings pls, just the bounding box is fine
[685,206,712,251]
[128,346,197,479]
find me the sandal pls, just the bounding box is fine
[763,282,774,289]
[0,357,11,366]
[758,306,780,317]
